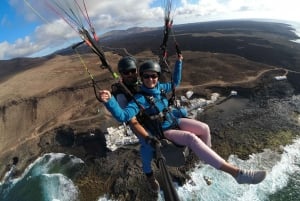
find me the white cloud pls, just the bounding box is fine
[88,0,163,30]
[0,36,40,59]
[0,42,10,59]
[174,0,300,23]
[1,0,300,60]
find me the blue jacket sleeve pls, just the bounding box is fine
[173,60,182,87]
[159,60,182,93]
[104,96,140,122]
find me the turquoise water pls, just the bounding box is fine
[174,138,300,201]
[0,153,84,201]
[1,138,299,201]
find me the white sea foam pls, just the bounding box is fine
[42,173,79,201]
[176,138,300,201]
[0,153,84,201]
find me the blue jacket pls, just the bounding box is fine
[105,60,186,130]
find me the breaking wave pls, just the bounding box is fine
[0,153,84,201]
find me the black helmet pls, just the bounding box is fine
[139,60,161,76]
[117,56,137,73]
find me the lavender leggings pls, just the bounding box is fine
[164,118,225,169]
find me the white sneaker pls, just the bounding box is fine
[235,169,266,184]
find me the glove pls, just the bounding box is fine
[145,136,160,148]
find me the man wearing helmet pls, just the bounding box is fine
[110,56,160,193]
[111,56,140,106]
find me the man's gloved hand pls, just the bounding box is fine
[145,135,160,148]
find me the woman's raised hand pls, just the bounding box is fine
[178,54,183,61]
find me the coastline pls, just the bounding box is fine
[1,68,300,200]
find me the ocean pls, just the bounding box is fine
[175,138,300,201]
[0,136,299,201]
[0,153,84,201]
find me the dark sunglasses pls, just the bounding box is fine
[122,69,136,75]
[142,74,159,79]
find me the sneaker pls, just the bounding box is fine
[235,169,266,184]
[147,175,160,193]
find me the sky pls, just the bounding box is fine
[0,0,300,60]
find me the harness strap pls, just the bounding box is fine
[140,89,182,139]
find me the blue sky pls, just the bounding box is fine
[1,1,28,43]
[1,0,300,60]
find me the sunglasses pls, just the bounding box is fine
[142,74,159,79]
[122,69,136,75]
